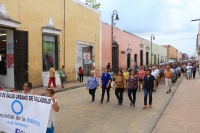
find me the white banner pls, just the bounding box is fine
[0,91,52,133]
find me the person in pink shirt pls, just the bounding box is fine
[138,67,145,91]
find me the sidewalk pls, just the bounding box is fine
[3,77,88,95]
[153,73,200,133]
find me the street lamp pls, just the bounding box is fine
[111,10,119,72]
[151,34,155,65]
[111,10,119,45]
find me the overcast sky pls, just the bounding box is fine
[79,0,200,56]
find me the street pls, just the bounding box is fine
[54,77,183,133]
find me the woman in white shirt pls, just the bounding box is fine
[45,88,59,133]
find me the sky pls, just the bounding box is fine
[79,0,200,56]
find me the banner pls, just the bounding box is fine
[0,91,52,133]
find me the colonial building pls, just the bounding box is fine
[162,45,178,62]
[102,22,167,69]
[0,0,101,89]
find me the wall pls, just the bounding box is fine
[102,22,144,69]
[65,0,100,80]
[162,45,178,61]
[1,0,100,87]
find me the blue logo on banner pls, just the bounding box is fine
[11,100,23,115]
[15,128,20,133]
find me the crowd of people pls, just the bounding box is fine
[86,62,198,109]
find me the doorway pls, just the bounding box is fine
[140,50,143,66]
[134,54,137,64]
[82,46,93,76]
[127,53,130,68]
[146,52,149,66]
[14,30,28,89]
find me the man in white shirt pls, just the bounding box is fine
[151,66,159,92]
[186,63,192,79]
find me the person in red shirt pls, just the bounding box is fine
[138,67,145,91]
[78,67,84,82]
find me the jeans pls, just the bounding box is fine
[100,86,110,102]
[79,74,83,82]
[144,89,153,105]
[193,71,196,79]
[115,88,124,103]
[89,88,96,101]
[128,89,137,104]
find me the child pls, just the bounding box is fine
[45,88,59,133]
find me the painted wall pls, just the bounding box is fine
[102,22,144,69]
[65,0,100,81]
[1,0,100,87]
[162,45,178,61]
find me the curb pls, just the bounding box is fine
[39,84,86,96]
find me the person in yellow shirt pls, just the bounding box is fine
[48,64,57,88]
[123,68,129,85]
[164,66,173,93]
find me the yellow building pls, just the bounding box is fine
[0,0,101,89]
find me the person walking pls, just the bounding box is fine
[78,67,84,82]
[48,64,57,88]
[192,64,196,79]
[151,66,158,92]
[127,70,139,106]
[186,63,192,80]
[138,67,145,91]
[164,66,173,93]
[100,68,111,103]
[86,72,99,102]
[143,69,156,109]
[59,65,66,88]
[113,70,126,105]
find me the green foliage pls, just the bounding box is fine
[85,0,101,9]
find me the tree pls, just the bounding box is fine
[85,0,101,9]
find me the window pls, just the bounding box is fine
[42,35,58,71]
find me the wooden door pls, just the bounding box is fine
[83,46,92,76]
[14,30,28,89]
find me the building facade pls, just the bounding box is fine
[102,22,167,69]
[0,0,101,89]
[182,53,188,60]
[162,45,178,62]
[102,22,144,69]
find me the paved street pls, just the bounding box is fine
[153,73,200,133]
[53,76,183,133]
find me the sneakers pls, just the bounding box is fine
[166,91,169,93]
[143,105,146,109]
[169,89,171,92]
[149,105,152,108]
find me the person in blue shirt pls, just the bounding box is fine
[100,68,112,103]
[86,72,99,102]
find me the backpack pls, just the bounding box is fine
[59,69,63,76]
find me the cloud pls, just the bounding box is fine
[77,0,200,56]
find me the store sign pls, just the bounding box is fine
[0,91,51,133]
[83,53,90,59]
[84,59,92,64]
